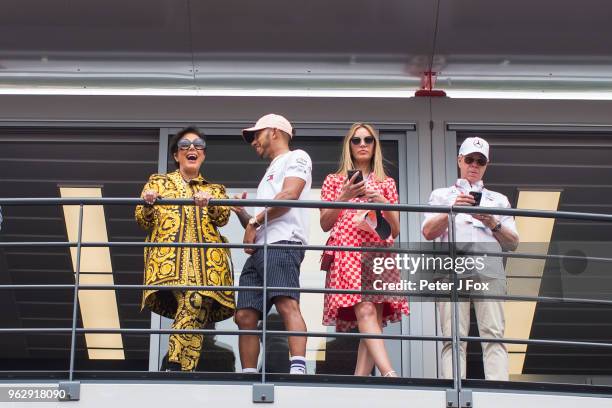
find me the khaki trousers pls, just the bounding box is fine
[437,276,508,381]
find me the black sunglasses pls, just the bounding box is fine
[350,136,375,146]
[177,138,206,150]
[464,156,487,166]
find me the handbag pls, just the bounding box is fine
[353,209,392,240]
[320,236,335,272]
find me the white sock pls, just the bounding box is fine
[290,356,306,374]
[242,368,258,374]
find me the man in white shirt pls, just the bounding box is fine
[232,113,312,375]
[422,137,519,381]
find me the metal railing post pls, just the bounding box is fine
[446,208,472,408]
[449,211,460,385]
[68,204,84,380]
[62,203,83,400]
[262,207,268,384]
[253,207,273,403]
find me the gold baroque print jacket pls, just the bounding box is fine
[135,170,235,322]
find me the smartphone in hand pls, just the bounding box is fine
[469,191,482,206]
[347,169,364,185]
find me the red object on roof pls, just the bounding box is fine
[415,71,447,97]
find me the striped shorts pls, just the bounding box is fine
[237,240,305,316]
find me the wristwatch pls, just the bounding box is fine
[248,217,261,228]
[491,222,502,232]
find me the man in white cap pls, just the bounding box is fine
[231,113,312,374]
[422,136,519,381]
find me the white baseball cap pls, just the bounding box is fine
[242,113,293,143]
[459,137,490,160]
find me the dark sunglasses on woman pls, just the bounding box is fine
[177,138,206,150]
[463,156,487,166]
[350,136,375,146]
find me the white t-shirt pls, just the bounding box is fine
[254,149,312,245]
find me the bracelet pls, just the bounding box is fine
[491,222,502,232]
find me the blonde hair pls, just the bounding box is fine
[336,123,387,182]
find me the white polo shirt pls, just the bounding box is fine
[254,149,312,245]
[422,179,518,279]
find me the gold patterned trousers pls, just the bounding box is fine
[168,290,214,371]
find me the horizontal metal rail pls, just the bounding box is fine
[1,283,612,307]
[2,242,610,271]
[460,336,612,349]
[0,327,450,342]
[1,325,610,350]
[0,197,612,222]
[0,241,448,255]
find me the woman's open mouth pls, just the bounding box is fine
[186,153,198,162]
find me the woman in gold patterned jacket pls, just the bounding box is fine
[135,126,235,372]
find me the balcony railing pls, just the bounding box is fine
[0,197,611,405]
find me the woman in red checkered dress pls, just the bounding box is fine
[320,123,409,377]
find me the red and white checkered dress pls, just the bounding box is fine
[321,173,410,332]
